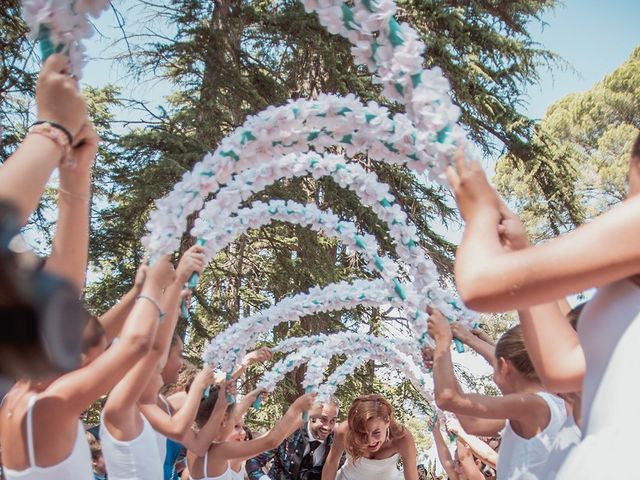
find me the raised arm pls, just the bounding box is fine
[208,393,316,462]
[321,421,347,480]
[46,256,175,415]
[445,417,498,468]
[398,430,419,480]
[455,439,485,480]
[156,245,205,369]
[229,347,273,382]
[429,310,549,427]
[97,264,146,342]
[518,303,585,393]
[44,124,99,292]
[141,366,216,456]
[432,420,458,480]
[0,54,87,225]
[450,322,495,366]
[447,150,640,311]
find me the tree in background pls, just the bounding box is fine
[3,0,560,412]
[495,46,640,241]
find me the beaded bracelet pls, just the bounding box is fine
[31,120,73,145]
[28,122,72,166]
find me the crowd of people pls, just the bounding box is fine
[0,53,638,479]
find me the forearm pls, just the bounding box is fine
[44,171,91,292]
[456,431,498,468]
[433,343,465,411]
[519,304,585,392]
[432,428,456,479]
[0,134,61,224]
[170,381,207,438]
[154,280,184,362]
[464,335,496,366]
[99,286,140,342]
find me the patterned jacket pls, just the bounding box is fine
[245,426,334,480]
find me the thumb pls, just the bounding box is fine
[41,53,69,76]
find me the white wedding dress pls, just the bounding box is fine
[556,278,640,478]
[336,453,404,480]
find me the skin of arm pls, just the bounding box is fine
[446,418,498,468]
[456,440,485,480]
[0,54,87,225]
[97,265,146,342]
[397,430,419,480]
[447,150,640,311]
[432,422,458,480]
[450,322,496,366]
[45,256,175,415]
[194,394,316,477]
[140,366,214,455]
[429,310,549,438]
[518,304,585,393]
[43,124,98,292]
[321,421,347,480]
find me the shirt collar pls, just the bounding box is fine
[306,422,324,444]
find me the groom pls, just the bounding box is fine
[246,398,340,480]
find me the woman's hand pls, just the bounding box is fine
[242,346,273,367]
[446,149,501,222]
[497,201,530,251]
[146,255,176,290]
[290,392,318,414]
[192,365,216,391]
[450,322,474,345]
[428,309,453,346]
[175,245,206,284]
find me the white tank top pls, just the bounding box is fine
[153,395,172,462]
[542,412,581,480]
[100,412,163,480]
[190,452,244,480]
[556,278,640,478]
[496,392,567,479]
[3,395,93,480]
[336,453,404,480]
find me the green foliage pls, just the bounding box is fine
[3,0,561,412]
[495,47,640,240]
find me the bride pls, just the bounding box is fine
[321,394,418,480]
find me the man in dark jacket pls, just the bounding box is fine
[246,399,339,480]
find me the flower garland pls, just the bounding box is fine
[257,333,433,401]
[22,0,110,78]
[143,94,455,258]
[202,278,400,373]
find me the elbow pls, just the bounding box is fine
[435,388,458,411]
[118,334,153,360]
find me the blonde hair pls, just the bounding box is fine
[345,394,405,461]
[494,325,539,382]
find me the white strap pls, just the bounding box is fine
[25,395,38,467]
[204,449,209,476]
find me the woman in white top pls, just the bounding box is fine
[187,388,317,480]
[0,255,175,480]
[322,394,418,480]
[446,134,640,478]
[101,246,207,479]
[428,312,574,479]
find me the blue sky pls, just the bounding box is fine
[522,0,639,120]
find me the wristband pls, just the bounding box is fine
[136,294,166,321]
[32,120,73,145]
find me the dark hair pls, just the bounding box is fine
[81,315,106,353]
[170,333,183,348]
[243,426,253,440]
[567,303,586,330]
[195,385,233,428]
[494,325,539,382]
[632,131,640,161]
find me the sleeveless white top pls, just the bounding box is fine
[556,279,640,478]
[190,452,244,480]
[3,395,93,480]
[100,412,163,480]
[152,395,172,462]
[337,453,403,480]
[541,410,581,480]
[496,392,568,479]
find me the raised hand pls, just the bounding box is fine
[176,245,206,284]
[242,346,273,367]
[446,149,501,222]
[290,392,318,414]
[450,322,474,345]
[192,365,216,391]
[427,309,453,346]
[36,54,88,141]
[145,255,176,290]
[497,200,530,251]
